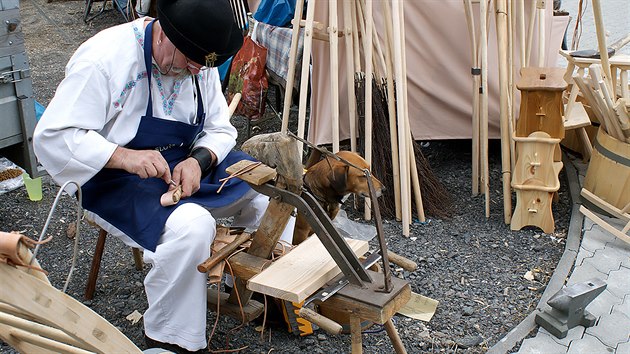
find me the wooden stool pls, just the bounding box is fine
[84,227,143,300]
[516,67,568,139]
[511,132,562,233]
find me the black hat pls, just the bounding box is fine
[157,0,244,67]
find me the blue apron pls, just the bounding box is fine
[82,20,254,252]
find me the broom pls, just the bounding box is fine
[354,0,452,221]
[356,77,453,220]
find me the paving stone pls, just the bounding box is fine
[585,311,630,348]
[517,334,568,354]
[609,235,630,255]
[567,333,615,354]
[580,223,617,252]
[602,242,630,268]
[611,295,630,318]
[575,248,595,267]
[539,326,585,347]
[566,262,607,287]
[617,341,630,353]
[585,289,622,319]
[604,267,630,299]
[583,248,623,275]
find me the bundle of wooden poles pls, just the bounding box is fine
[573,64,630,143]
[279,0,452,236]
[461,0,628,224]
[462,0,556,223]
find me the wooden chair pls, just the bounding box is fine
[559,50,599,161]
[0,231,169,353]
[84,226,144,300]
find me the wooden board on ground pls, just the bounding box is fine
[247,236,369,303]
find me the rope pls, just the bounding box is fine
[29,181,83,293]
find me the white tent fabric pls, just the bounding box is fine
[306,0,569,145]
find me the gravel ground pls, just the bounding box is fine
[1,1,574,353]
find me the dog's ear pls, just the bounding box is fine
[328,164,349,197]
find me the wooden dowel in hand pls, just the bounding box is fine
[197,233,250,273]
[160,185,182,207]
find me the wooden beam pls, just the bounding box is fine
[207,288,264,323]
[247,236,369,303]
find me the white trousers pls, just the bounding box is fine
[86,189,295,351]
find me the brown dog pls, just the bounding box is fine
[292,151,384,245]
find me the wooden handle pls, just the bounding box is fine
[387,251,417,272]
[197,233,250,273]
[298,307,343,335]
[228,93,241,117]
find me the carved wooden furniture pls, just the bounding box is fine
[512,68,567,232]
[510,132,563,233]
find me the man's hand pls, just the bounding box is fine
[171,158,203,198]
[106,146,172,184]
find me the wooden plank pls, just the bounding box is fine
[564,102,592,130]
[206,288,264,323]
[247,236,369,303]
[225,160,276,186]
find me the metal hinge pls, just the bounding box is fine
[0,68,30,84]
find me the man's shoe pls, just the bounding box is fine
[144,333,204,354]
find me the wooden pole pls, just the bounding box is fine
[343,0,358,154]
[480,0,490,217]
[463,0,481,196]
[591,0,613,93]
[407,127,426,223]
[399,0,414,225]
[296,0,316,154]
[0,312,90,350]
[392,0,410,235]
[536,0,546,67]
[384,319,407,354]
[525,0,536,66]
[382,0,402,220]
[507,0,516,171]
[363,0,373,221]
[281,0,305,132]
[330,0,340,153]
[496,0,512,224]
[517,0,526,67]
[350,315,363,353]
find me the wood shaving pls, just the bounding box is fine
[0,168,23,182]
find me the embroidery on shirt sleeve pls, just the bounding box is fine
[114,72,148,109]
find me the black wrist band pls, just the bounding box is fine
[189,148,215,175]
